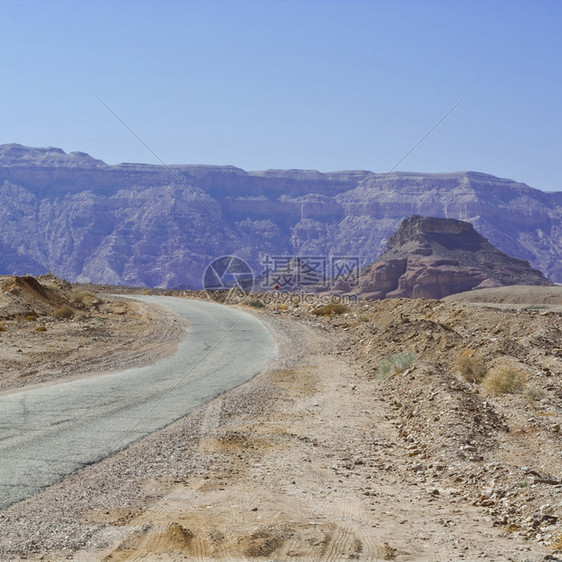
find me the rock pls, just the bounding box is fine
[354,216,552,299]
[0,144,561,287]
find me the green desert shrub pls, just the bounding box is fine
[247,299,265,308]
[378,351,416,380]
[482,364,527,395]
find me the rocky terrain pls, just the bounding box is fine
[0,284,561,560]
[0,144,561,288]
[352,216,552,299]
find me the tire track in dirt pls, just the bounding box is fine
[320,494,390,561]
[1,306,555,560]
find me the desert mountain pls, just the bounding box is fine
[353,216,552,300]
[0,144,560,288]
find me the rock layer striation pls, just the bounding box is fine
[0,144,560,287]
[355,216,552,299]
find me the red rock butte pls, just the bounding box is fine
[353,215,552,300]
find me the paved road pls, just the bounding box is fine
[0,297,277,510]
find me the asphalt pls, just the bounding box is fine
[0,296,277,510]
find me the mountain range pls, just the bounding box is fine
[0,143,560,288]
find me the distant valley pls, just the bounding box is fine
[1,143,561,288]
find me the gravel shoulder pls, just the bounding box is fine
[1,293,560,561]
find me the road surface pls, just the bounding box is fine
[0,297,276,510]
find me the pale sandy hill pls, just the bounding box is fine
[443,284,562,308]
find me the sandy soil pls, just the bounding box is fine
[0,278,188,393]
[443,285,562,311]
[0,285,561,560]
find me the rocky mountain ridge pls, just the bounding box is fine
[353,216,552,299]
[0,144,560,288]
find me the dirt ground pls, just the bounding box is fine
[442,285,562,306]
[0,276,188,393]
[0,282,561,561]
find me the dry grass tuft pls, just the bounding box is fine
[71,290,101,307]
[70,290,89,304]
[482,363,527,395]
[522,385,547,406]
[40,280,59,292]
[54,304,74,319]
[456,354,487,383]
[311,303,349,316]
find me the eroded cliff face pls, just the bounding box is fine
[355,216,552,300]
[0,144,560,288]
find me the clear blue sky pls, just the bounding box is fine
[1,0,561,191]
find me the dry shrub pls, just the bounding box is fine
[34,326,47,332]
[83,294,101,307]
[54,304,74,319]
[456,354,487,383]
[71,290,101,307]
[482,363,527,395]
[522,385,547,406]
[0,325,6,332]
[70,290,88,304]
[311,303,349,316]
[40,281,59,292]
[247,299,265,308]
[25,315,37,321]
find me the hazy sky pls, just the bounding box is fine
[1,0,560,191]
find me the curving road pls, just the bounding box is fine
[0,297,277,510]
